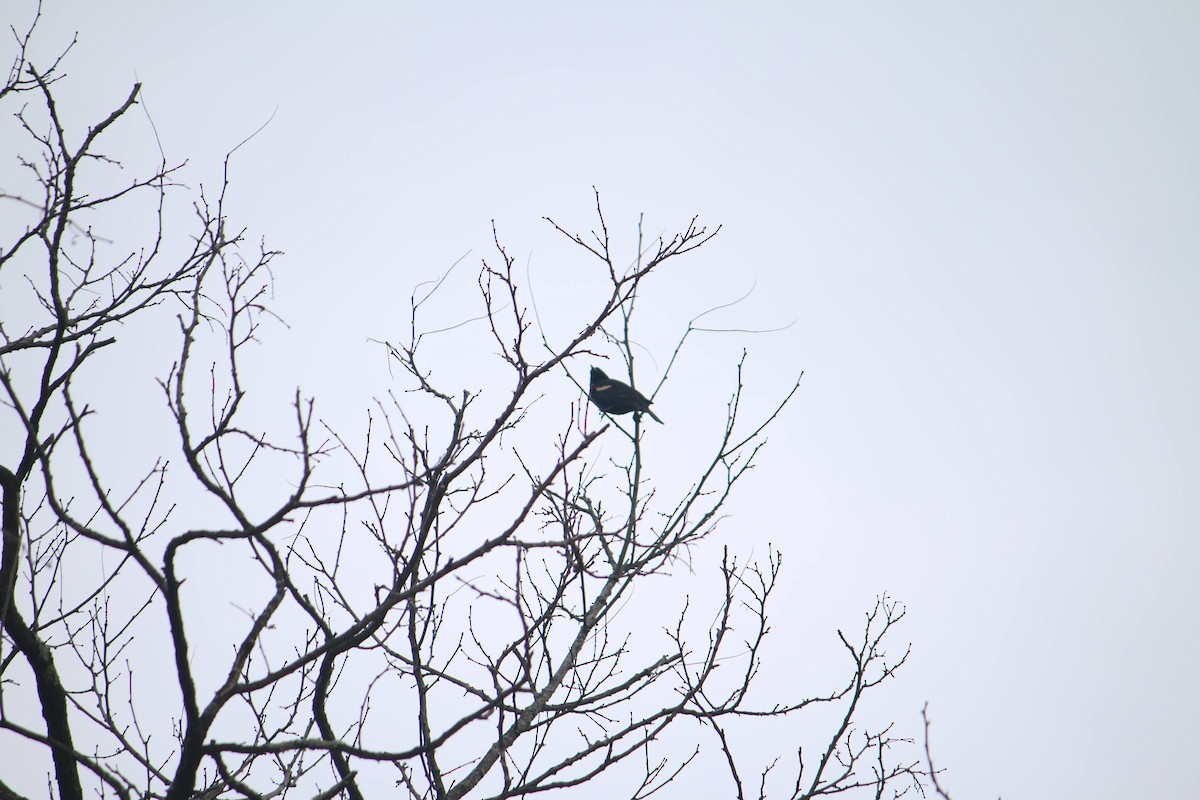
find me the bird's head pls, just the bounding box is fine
[590,367,608,386]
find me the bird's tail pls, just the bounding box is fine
[644,408,664,424]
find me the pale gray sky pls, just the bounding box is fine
[8,2,1200,798]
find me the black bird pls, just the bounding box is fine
[589,367,663,424]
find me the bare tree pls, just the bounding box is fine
[1,13,924,800]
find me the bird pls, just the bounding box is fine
[589,366,663,424]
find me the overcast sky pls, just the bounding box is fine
[9,2,1200,798]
